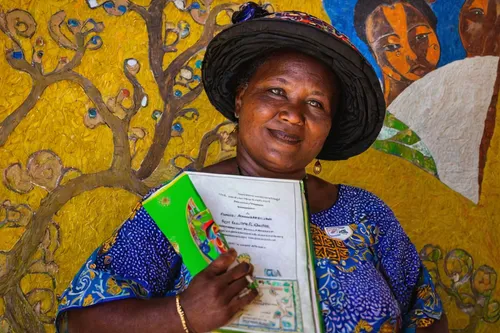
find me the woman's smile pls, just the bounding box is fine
[266,128,303,146]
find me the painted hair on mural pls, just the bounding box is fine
[353,0,438,44]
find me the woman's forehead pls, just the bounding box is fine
[248,51,339,97]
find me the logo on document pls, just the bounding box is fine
[264,269,282,277]
[324,226,353,241]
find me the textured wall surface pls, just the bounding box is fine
[0,0,498,332]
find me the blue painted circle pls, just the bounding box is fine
[88,108,97,118]
[172,123,183,132]
[12,51,23,59]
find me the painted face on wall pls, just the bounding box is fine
[460,0,500,56]
[365,3,441,82]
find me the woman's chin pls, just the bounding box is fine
[259,152,307,174]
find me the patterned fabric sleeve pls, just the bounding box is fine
[370,199,443,331]
[55,203,190,331]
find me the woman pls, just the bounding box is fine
[459,0,499,57]
[57,3,447,332]
[354,0,441,105]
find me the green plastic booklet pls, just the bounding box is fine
[143,171,324,333]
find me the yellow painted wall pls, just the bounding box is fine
[0,0,498,332]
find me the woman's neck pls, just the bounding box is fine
[235,146,307,181]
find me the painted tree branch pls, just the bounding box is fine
[0,10,105,148]
[123,60,147,121]
[0,83,46,147]
[0,60,97,149]
[0,170,148,296]
[51,33,86,74]
[128,3,149,19]
[56,71,133,171]
[162,3,234,100]
[136,4,234,180]
[0,9,39,77]
[4,286,45,333]
[174,107,200,120]
[4,50,39,77]
[0,3,239,331]
[171,84,204,111]
[189,120,232,170]
[130,0,169,86]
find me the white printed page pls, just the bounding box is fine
[187,172,319,333]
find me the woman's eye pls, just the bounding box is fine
[307,100,323,109]
[269,88,285,96]
[383,44,401,52]
[415,33,429,42]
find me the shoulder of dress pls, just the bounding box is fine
[337,184,396,221]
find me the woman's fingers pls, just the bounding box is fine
[225,275,253,302]
[204,249,237,276]
[222,262,253,285]
[228,287,259,314]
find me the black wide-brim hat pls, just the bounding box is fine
[202,4,386,161]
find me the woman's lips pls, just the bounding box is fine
[409,65,428,77]
[267,128,302,145]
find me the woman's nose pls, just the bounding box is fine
[278,104,305,125]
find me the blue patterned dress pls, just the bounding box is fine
[56,183,442,333]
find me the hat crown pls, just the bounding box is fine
[232,3,359,54]
[231,2,271,24]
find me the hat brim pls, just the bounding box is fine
[202,17,386,161]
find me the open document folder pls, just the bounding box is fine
[143,171,324,333]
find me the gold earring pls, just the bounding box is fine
[313,160,322,175]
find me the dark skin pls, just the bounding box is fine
[66,51,448,332]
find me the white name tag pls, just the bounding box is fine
[324,226,353,241]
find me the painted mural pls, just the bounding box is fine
[326,0,500,204]
[0,0,498,332]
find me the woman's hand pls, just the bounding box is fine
[180,249,258,332]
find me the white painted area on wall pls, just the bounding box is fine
[389,56,499,204]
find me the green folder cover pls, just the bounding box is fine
[143,172,324,333]
[143,172,230,276]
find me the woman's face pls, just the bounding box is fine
[460,0,499,57]
[365,3,440,82]
[235,51,339,173]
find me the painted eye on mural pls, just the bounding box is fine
[415,33,430,42]
[383,44,401,52]
[469,8,485,16]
